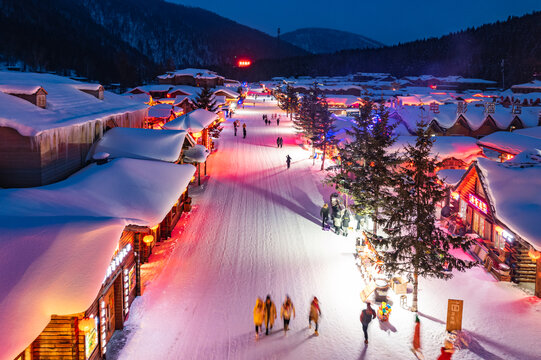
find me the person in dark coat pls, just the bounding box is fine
[341,209,351,236]
[277,116,280,126]
[243,123,247,138]
[279,137,283,148]
[360,302,376,344]
[355,212,362,231]
[276,137,280,148]
[320,203,330,230]
[286,155,292,169]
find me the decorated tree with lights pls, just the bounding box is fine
[372,123,476,312]
[327,101,399,235]
[195,85,217,112]
[277,84,299,120]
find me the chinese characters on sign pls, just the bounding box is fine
[457,101,467,114]
[446,299,464,332]
[468,194,487,214]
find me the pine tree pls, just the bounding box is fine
[195,86,217,112]
[277,84,299,120]
[372,123,476,312]
[327,101,399,235]
[310,93,338,171]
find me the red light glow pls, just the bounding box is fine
[237,60,251,67]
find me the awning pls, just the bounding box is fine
[183,144,210,163]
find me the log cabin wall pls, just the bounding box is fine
[31,315,81,360]
[0,127,42,187]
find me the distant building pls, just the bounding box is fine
[157,68,225,88]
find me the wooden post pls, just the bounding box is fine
[535,258,541,298]
[205,160,207,176]
[198,163,201,186]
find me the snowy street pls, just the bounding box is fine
[112,100,541,360]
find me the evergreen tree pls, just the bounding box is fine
[277,84,299,120]
[195,86,217,112]
[309,90,339,171]
[327,101,399,235]
[372,124,476,312]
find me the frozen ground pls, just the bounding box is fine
[112,99,541,360]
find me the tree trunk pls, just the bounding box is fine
[320,143,326,171]
[412,269,419,312]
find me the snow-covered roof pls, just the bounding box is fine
[168,85,201,96]
[0,158,195,360]
[437,168,467,186]
[183,144,210,163]
[0,72,147,136]
[0,158,196,227]
[513,126,541,139]
[128,85,173,94]
[0,84,44,95]
[477,154,541,249]
[0,216,127,360]
[158,68,224,80]
[89,128,187,163]
[122,92,151,104]
[173,95,197,106]
[511,79,541,90]
[326,95,362,107]
[478,131,541,155]
[389,136,481,161]
[212,87,240,99]
[147,103,174,119]
[163,109,218,132]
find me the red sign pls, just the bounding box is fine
[237,59,251,67]
[468,194,487,214]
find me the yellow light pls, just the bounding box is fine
[192,132,202,139]
[143,235,154,245]
[150,224,159,231]
[78,317,95,333]
[528,247,541,261]
[451,192,460,201]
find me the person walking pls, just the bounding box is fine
[286,155,292,169]
[243,123,247,139]
[320,203,330,230]
[333,211,342,235]
[253,298,265,340]
[279,137,283,148]
[280,296,296,334]
[309,297,321,336]
[233,121,238,136]
[277,116,280,126]
[355,212,363,231]
[341,208,351,237]
[276,137,281,148]
[412,315,422,355]
[360,302,376,344]
[264,295,277,335]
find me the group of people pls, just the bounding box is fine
[233,120,247,138]
[253,296,320,339]
[263,113,281,126]
[320,203,359,236]
[276,137,284,148]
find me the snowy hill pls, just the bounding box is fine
[281,28,384,54]
[0,0,307,85]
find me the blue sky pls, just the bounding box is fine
[170,0,540,45]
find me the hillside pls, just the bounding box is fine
[0,0,307,85]
[281,28,384,54]
[240,12,541,87]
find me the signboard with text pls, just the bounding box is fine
[446,299,463,332]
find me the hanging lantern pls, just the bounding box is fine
[143,234,154,245]
[78,317,95,333]
[528,247,541,261]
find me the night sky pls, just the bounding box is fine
[171,0,540,45]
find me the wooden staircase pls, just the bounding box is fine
[514,249,537,283]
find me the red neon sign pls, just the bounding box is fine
[237,59,251,67]
[468,194,487,214]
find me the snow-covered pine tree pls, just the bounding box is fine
[373,123,476,312]
[195,86,217,112]
[327,101,399,235]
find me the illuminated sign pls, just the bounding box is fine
[103,244,132,283]
[237,60,251,67]
[85,317,99,359]
[468,194,487,214]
